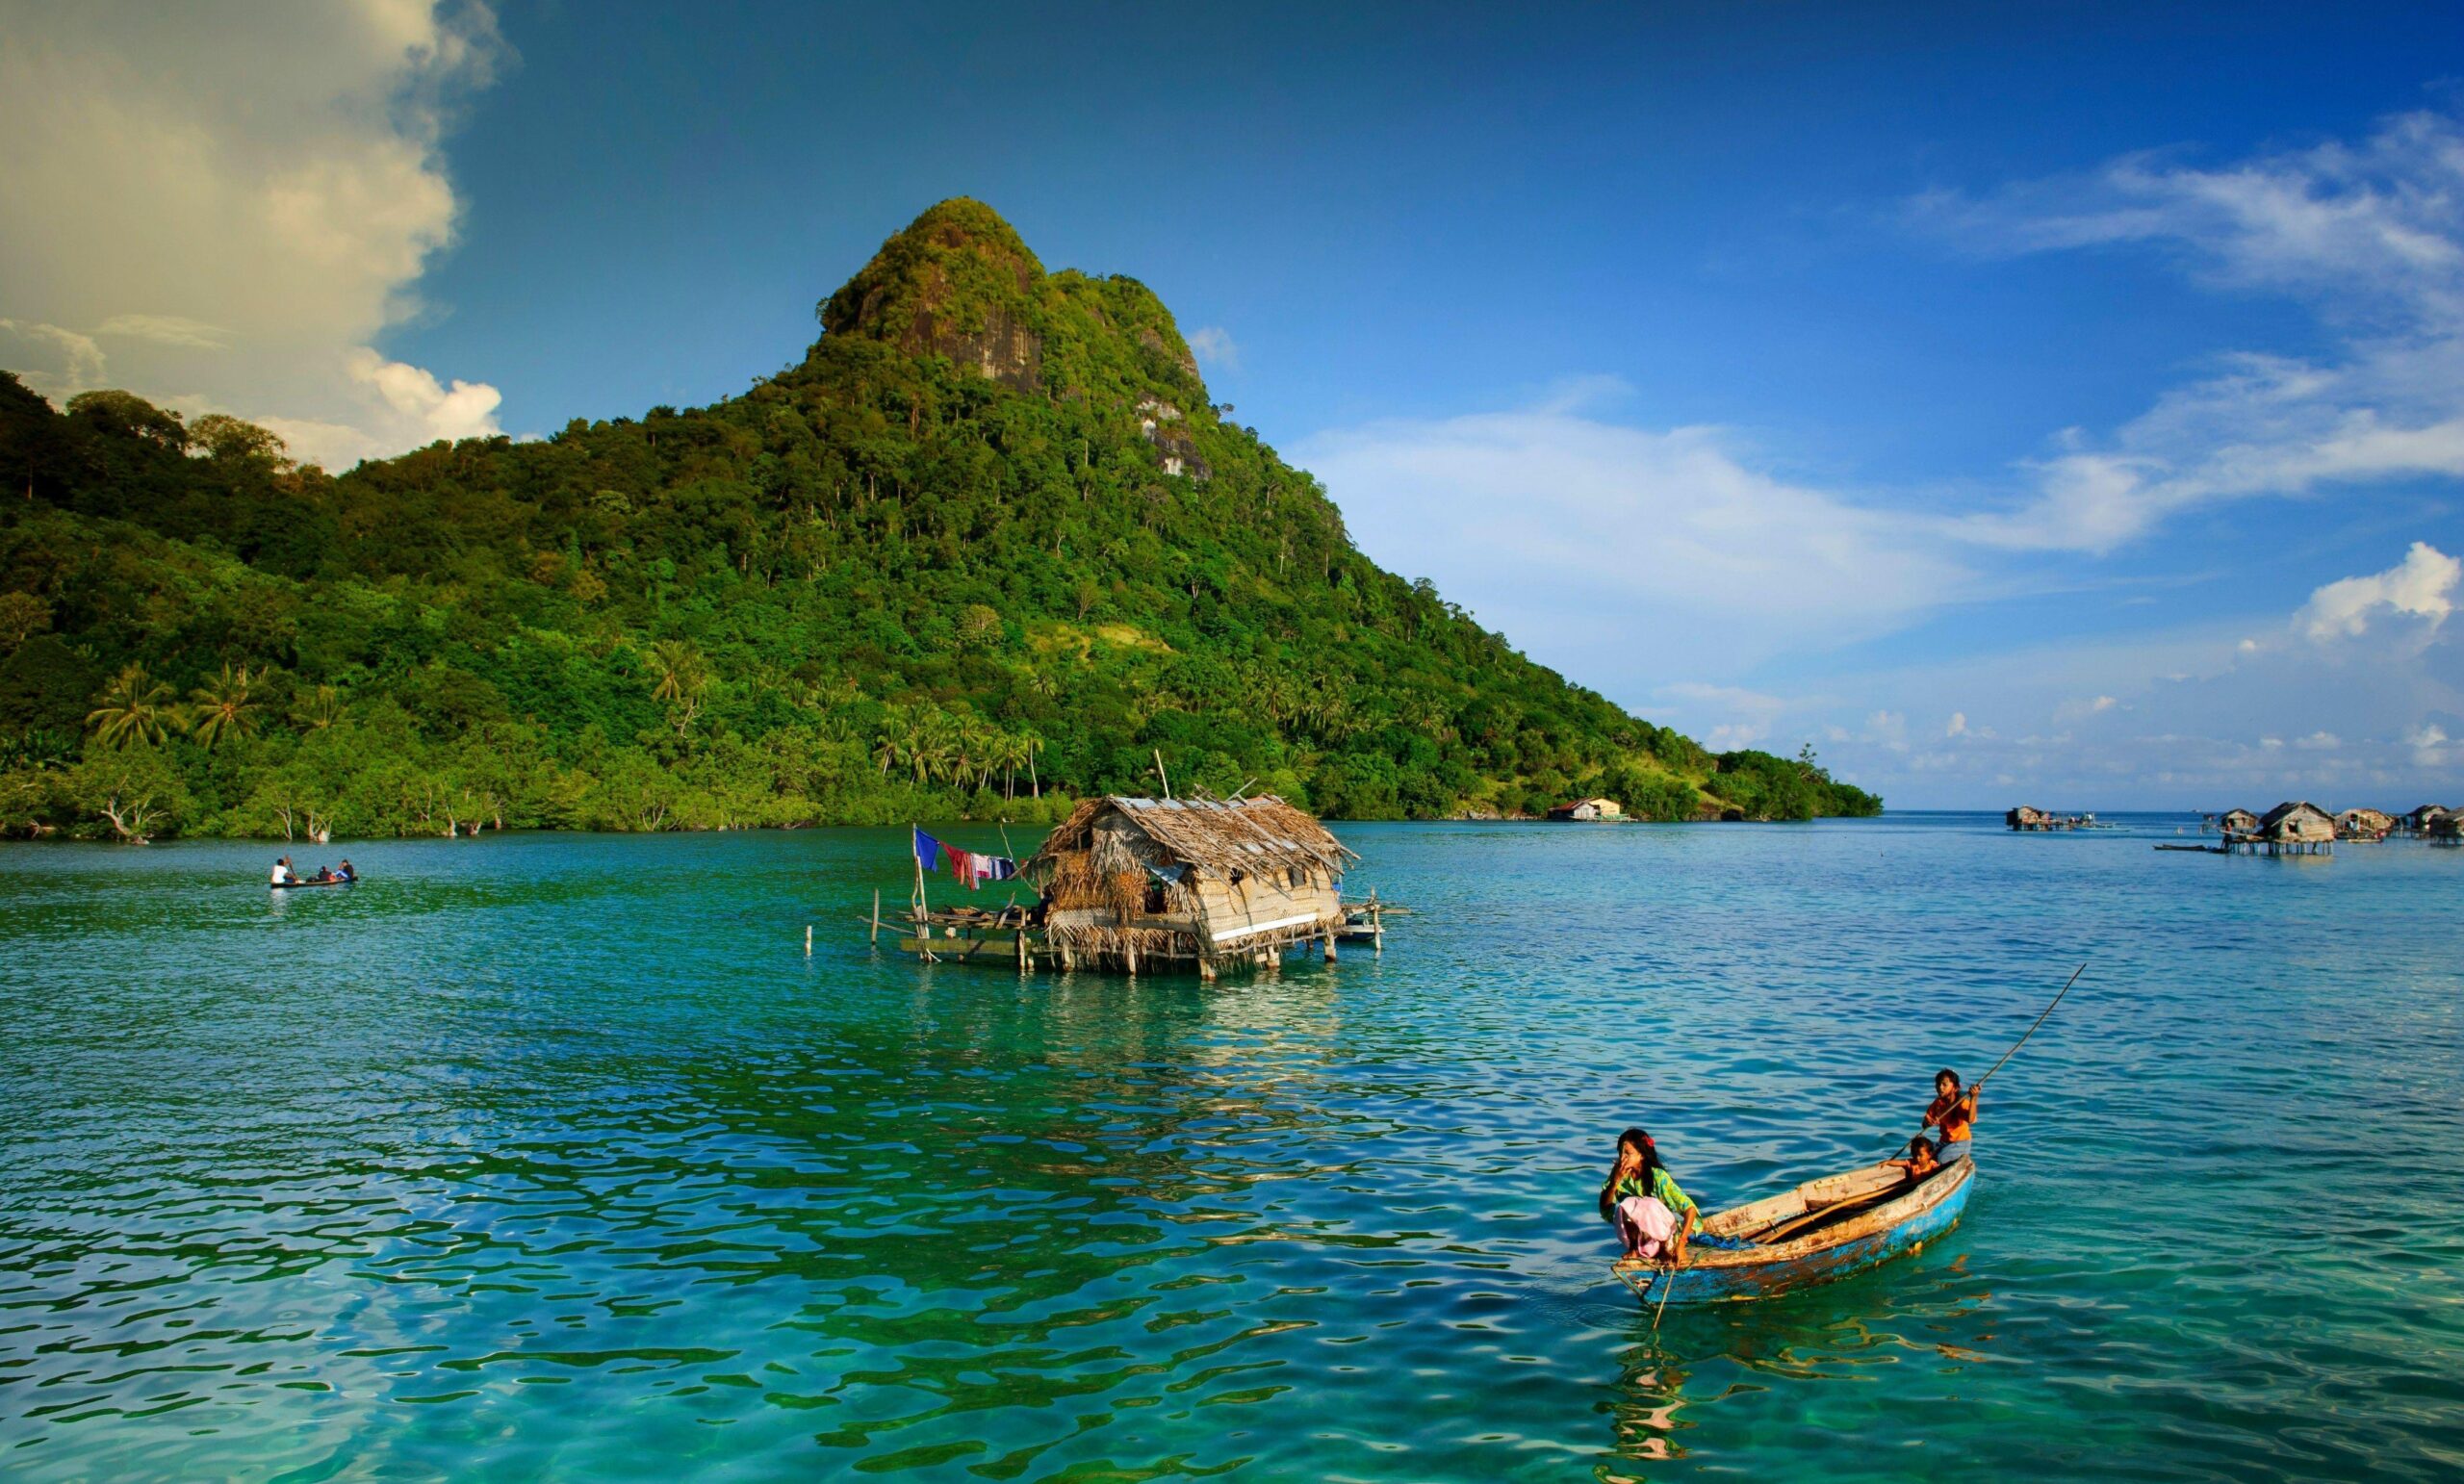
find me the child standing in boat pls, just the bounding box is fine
[1923,1069,1977,1163]
[1600,1127,1699,1267]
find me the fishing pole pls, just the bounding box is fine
[1894,961,2088,1155]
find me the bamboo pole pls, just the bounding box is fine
[871,888,881,946]
[805,925,812,957]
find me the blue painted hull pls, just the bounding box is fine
[1634,1160,1974,1306]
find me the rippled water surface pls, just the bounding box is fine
[3,816,2460,1480]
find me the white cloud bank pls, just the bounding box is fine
[1298,383,1973,678]
[2296,540,2459,640]
[1661,543,2464,806]
[0,0,508,468]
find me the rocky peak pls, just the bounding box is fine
[818,198,1048,391]
[812,200,1211,418]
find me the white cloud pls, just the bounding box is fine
[0,319,103,393]
[0,0,508,467]
[1920,109,2464,552]
[2296,540,2459,640]
[1732,576,2464,806]
[2407,724,2456,768]
[95,314,232,350]
[1946,711,1968,737]
[1187,325,1241,373]
[1298,390,1974,688]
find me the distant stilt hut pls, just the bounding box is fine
[2335,806,2395,841]
[1547,797,1625,821]
[2006,806,2051,831]
[1019,795,1360,975]
[2239,801,2335,857]
[2430,812,2464,846]
[2401,804,2451,836]
[2219,807,2260,837]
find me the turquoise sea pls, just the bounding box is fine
[1,814,2458,1481]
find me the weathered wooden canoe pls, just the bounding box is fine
[1622,1157,1974,1306]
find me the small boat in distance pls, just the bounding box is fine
[270,876,355,889]
[1619,1158,1974,1306]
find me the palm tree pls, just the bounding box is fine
[87,664,180,748]
[293,683,344,731]
[871,707,909,777]
[648,640,707,733]
[187,663,259,749]
[914,710,962,786]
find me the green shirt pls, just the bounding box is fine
[1613,1167,1701,1230]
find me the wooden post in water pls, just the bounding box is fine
[805,925,812,957]
[871,889,881,946]
[1371,892,1384,956]
[1015,927,1030,975]
[1322,927,1337,963]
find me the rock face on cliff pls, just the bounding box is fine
[816,197,1208,412]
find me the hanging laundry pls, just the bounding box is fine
[911,827,945,872]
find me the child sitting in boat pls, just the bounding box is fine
[1923,1068,1977,1163]
[1888,1135,1939,1182]
[1599,1127,1700,1267]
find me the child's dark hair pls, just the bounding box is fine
[1936,1067,1961,1088]
[1908,1136,1933,1161]
[1598,1127,1663,1221]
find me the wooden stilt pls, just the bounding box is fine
[805,924,812,957]
[871,889,881,946]
[1016,928,1030,974]
[1322,929,1336,963]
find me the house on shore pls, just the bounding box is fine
[1548,797,1625,822]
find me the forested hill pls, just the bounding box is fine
[0,199,1879,840]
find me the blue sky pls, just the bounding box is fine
[6,1,2464,807]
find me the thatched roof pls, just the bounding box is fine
[1026,795,1356,882]
[2258,800,2334,840]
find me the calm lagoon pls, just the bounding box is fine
[2,815,2458,1480]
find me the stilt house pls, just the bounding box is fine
[2220,808,2260,836]
[2335,807,2395,840]
[1021,795,1357,974]
[2404,805,2451,834]
[2007,806,2050,830]
[1548,797,1625,821]
[2257,801,2336,849]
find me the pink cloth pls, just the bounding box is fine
[1616,1194,1677,1259]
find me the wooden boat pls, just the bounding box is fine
[1619,1157,1975,1306]
[270,877,355,889]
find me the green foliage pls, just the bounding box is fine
[0,201,1879,839]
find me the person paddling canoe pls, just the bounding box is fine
[1922,1068,1977,1164]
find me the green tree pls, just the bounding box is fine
[186,663,260,749]
[87,664,183,749]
